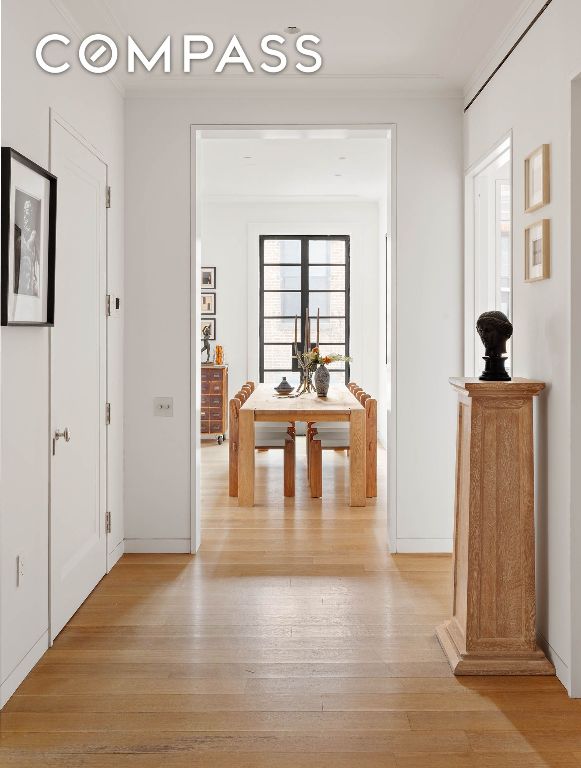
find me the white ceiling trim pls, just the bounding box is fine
[463,0,549,103]
[49,0,126,96]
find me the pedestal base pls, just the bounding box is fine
[436,621,555,676]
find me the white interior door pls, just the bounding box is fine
[50,120,107,640]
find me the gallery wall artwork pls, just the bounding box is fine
[525,219,550,282]
[201,266,216,289]
[524,144,550,213]
[201,292,215,315]
[1,147,57,326]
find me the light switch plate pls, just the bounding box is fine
[154,397,173,417]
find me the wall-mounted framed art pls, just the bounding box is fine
[201,266,216,289]
[524,144,550,213]
[525,219,550,282]
[201,292,216,315]
[1,147,57,326]
[201,318,216,340]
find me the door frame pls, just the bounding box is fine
[189,123,396,554]
[463,131,513,377]
[48,110,109,642]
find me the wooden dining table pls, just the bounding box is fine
[238,383,366,507]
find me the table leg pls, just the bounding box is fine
[238,410,255,506]
[350,409,366,507]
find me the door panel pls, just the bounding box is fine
[50,121,107,639]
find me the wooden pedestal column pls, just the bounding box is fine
[436,378,555,676]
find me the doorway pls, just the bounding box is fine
[464,134,513,376]
[190,126,394,553]
[49,115,108,640]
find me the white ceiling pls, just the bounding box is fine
[198,131,390,202]
[57,0,535,97]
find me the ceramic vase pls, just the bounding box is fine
[314,364,330,397]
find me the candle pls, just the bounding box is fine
[294,315,298,346]
[305,307,310,350]
[316,308,320,347]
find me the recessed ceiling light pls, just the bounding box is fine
[243,156,253,159]
[286,26,300,34]
[339,156,347,160]
[334,173,343,177]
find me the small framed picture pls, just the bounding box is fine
[525,219,550,282]
[525,144,550,213]
[201,267,216,289]
[201,292,215,315]
[201,318,216,340]
[1,147,57,326]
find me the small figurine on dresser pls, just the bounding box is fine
[201,324,212,364]
[476,310,513,381]
[215,345,224,365]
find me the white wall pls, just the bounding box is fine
[463,0,581,692]
[125,96,463,554]
[200,199,381,403]
[0,0,124,705]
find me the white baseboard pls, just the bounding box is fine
[124,538,191,553]
[1,631,49,708]
[107,539,125,570]
[537,632,571,692]
[395,538,453,554]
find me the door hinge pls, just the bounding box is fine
[105,510,112,534]
[106,402,111,425]
[106,294,111,317]
[105,186,111,209]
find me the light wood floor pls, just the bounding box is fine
[1,439,580,767]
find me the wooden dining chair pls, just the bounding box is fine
[229,383,296,498]
[309,390,377,499]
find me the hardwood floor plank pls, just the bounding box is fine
[1,441,577,767]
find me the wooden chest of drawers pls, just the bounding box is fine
[201,365,228,444]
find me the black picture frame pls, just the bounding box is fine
[201,292,216,315]
[201,318,216,340]
[1,147,57,326]
[201,266,216,289]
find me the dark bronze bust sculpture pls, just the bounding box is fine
[476,310,513,381]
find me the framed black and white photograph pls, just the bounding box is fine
[201,318,216,340]
[201,266,216,289]
[1,147,57,326]
[201,292,216,315]
[525,219,550,282]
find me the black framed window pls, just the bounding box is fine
[259,236,350,385]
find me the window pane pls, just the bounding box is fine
[264,317,300,343]
[329,371,347,385]
[317,344,347,370]
[264,345,293,369]
[263,370,300,387]
[309,240,346,264]
[264,265,301,290]
[309,265,345,291]
[309,317,345,344]
[309,291,345,317]
[263,239,301,263]
[264,291,301,317]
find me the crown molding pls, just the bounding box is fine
[49,0,126,97]
[463,0,549,104]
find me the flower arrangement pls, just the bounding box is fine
[293,307,352,395]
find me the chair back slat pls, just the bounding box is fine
[229,396,242,496]
[365,397,377,498]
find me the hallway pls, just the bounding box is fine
[0,442,579,767]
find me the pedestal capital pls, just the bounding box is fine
[449,377,545,398]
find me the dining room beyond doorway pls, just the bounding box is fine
[194,127,393,550]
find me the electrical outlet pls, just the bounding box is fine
[153,397,173,417]
[16,554,24,586]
